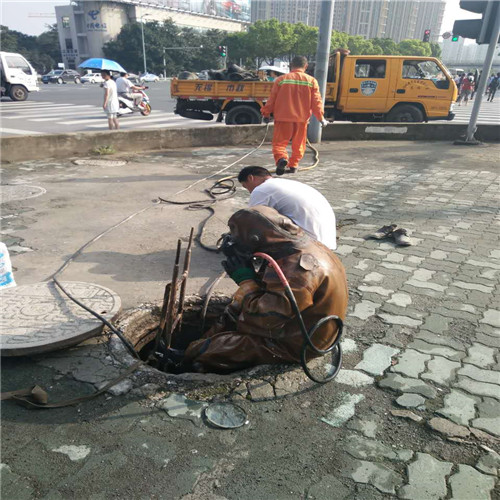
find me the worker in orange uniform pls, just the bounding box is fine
[260,55,329,175]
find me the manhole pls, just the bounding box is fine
[111,294,332,401]
[0,281,121,356]
[1,185,46,203]
[72,159,128,167]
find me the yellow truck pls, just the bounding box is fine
[171,53,457,124]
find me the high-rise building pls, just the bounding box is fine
[251,0,321,26]
[331,0,445,43]
[413,1,445,43]
[332,0,389,39]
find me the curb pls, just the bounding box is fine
[1,123,499,163]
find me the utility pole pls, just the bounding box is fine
[140,14,151,75]
[308,0,334,144]
[465,7,500,143]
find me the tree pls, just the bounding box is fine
[347,36,382,55]
[397,39,432,57]
[371,38,399,55]
[246,19,295,64]
[330,31,350,51]
[429,42,441,58]
[290,23,318,60]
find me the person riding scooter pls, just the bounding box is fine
[182,205,348,373]
[116,72,145,108]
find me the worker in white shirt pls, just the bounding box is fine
[237,166,337,250]
[116,72,144,108]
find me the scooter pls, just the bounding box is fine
[117,88,151,117]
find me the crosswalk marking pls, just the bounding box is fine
[0,127,44,135]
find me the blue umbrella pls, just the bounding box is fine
[78,58,126,73]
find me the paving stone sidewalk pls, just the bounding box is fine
[1,141,499,499]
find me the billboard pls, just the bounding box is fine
[147,0,250,22]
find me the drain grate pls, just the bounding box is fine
[73,159,128,167]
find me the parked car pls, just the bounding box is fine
[81,72,104,84]
[42,69,81,84]
[140,73,160,83]
[127,73,140,84]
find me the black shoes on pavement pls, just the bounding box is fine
[276,158,288,176]
[368,224,413,246]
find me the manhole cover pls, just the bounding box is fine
[0,281,121,356]
[73,159,128,167]
[204,403,248,428]
[1,185,46,203]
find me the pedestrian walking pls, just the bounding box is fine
[487,72,500,102]
[260,56,328,175]
[458,73,474,106]
[101,70,119,130]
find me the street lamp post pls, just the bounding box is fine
[140,14,151,75]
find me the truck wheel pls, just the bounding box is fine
[225,105,262,125]
[9,85,28,101]
[386,104,424,123]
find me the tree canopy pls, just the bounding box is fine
[0,24,60,74]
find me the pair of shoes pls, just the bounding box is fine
[368,224,413,246]
[276,158,288,176]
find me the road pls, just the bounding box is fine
[0,81,221,136]
[1,82,499,136]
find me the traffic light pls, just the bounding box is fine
[218,45,227,57]
[452,1,500,44]
[423,29,431,42]
[451,35,459,42]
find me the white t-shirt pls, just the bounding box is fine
[116,76,133,94]
[103,79,119,113]
[249,178,337,249]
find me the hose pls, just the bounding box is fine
[253,252,343,384]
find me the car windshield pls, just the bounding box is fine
[53,70,63,75]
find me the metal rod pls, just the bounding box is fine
[154,282,171,352]
[177,227,194,319]
[308,0,334,144]
[163,239,182,348]
[465,6,500,142]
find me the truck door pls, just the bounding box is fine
[395,59,453,118]
[344,58,390,113]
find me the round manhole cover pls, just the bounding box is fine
[204,403,248,428]
[0,281,121,356]
[1,185,46,203]
[73,159,128,167]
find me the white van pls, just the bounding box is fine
[0,51,39,101]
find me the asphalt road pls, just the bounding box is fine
[1,82,499,136]
[0,80,222,136]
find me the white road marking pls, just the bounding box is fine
[0,127,45,135]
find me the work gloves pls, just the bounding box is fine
[321,119,329,128]
[222,254,256,285]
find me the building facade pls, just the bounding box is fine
[330,0,445,42]
[55,0,249,69]
[251,0,321,26]
[332,0,389,39]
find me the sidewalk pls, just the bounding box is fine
[1,140,499,499]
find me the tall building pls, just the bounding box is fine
[413,1,445,43]
[332,0,445,42]
[332,0,389,39]
[55,0,249,69]
[251,0,321,26]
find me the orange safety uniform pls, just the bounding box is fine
[261,69,324,168]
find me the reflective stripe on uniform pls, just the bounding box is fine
[278,79,314,87]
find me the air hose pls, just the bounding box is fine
[253,252,343,384]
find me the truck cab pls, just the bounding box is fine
[331,54,456,122]
[0,51,39,101]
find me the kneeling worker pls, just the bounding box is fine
[183,206,348,373]
[238,166,337,250]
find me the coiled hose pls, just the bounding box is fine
[254,252,343,384]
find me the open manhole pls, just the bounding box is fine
[72,159,128,167]
[111,294,333,402]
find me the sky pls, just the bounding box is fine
[0,0,483,37]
